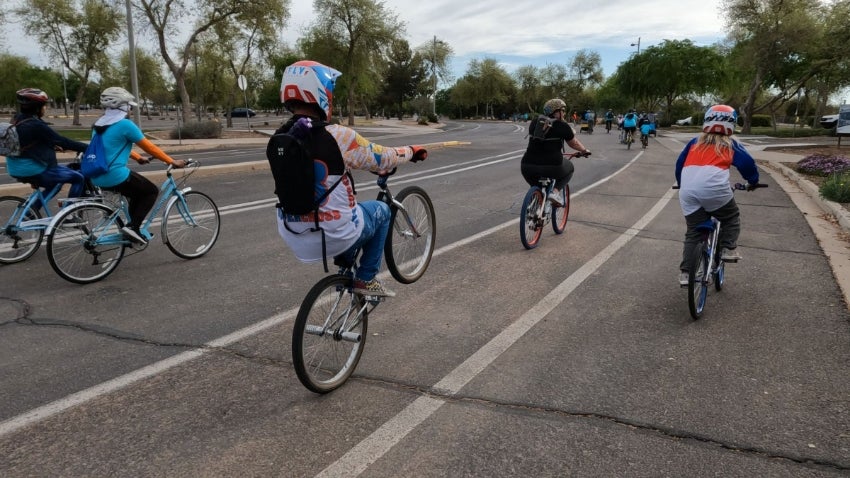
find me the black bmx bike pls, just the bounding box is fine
[520,151,590,249]
[291,169,436,393]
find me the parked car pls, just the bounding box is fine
[820,114,839,129]
[231,108,256,118]
[675,116,693,126]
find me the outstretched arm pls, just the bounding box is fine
[134,138,186,167]
[327,124,420,171]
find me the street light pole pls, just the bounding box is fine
[193,45,201,122]
[125,0,141,125]
[630,37,641,110]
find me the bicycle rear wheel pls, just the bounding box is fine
[162,190,220,259]
[687,241,710,319]
[385,186,435,284]
[47,203,125,284]
[0,196,43,264]
[552,185,570,234]
[292,275,368,393]
[520,187,544,249]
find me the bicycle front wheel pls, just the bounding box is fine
[47,203,125,284]
[520,187,544,249]
[162,191,220,259]
[687,241,710,319]
[552,185,570,234]
[385,186,436,284]
[292,275,368,394]
[0,196,43,264]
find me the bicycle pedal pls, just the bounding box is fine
[361,295,386,304]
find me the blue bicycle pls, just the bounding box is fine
[0,161,98,264]
[682,182,767,319]
[44,160,220,283]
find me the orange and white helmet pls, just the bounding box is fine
[280,60,342,121]
[16,88,49,106]
[703,105,737,135]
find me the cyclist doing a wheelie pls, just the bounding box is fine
[674,105,759,286]
[274,60,427,297]
[521,99,591,207]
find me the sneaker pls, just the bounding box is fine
[62,213,86,227]
[121,226,148,244]
[721,248,741,262]
[679,271,689,286]
[352,278,396,297]
[549,189,564,207]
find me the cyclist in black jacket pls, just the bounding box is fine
[5,88,88,207]
[521,98,591,206]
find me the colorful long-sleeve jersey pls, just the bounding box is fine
[675,137,759,216]
[276,116,419,262]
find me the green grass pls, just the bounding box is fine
[55,128,170,141]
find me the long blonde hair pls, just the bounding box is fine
[696,132,733,156]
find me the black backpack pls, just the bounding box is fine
[266,118,345,271]
[528,115,557,141]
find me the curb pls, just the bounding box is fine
[761,160,850,231]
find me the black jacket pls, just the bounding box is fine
[12,113,88,169]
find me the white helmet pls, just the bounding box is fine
[280,60,341,120]
[703,105,737,136]
[100,86,138,110]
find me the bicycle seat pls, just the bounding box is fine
[695,219,715,232]
[12,175,42,189]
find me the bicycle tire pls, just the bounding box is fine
[520,187,544,249]
[714,256,725,291]
[627,135,632,150]
[162,190,221,259]
[292,275,367,393]
[0,196,43,264]
[385,186,436,284]
[46,203,125,284]
[551,184,570,234]
[687,241,709,319]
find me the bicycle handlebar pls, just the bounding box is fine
[564,151,591,159]
[733,182,768,191]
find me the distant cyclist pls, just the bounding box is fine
[5,88,89,207]
[521,98,591,207]
[674,105,759,286]
[604,109,614,133]
[638,114,652,147]
[622,109,638,142]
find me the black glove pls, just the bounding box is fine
[411,146,427,162]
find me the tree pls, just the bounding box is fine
[452,58,514,119]
[381,39,426,119]
[514,65,542,113]
[133,0,288,123]
[0,55,61,109]
[415,36,453,115]
[301,0,403,125]
[16,0,123,125]
[722,0,824,132]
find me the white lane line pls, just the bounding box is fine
[0,151,645,439]
[316,157,679,478]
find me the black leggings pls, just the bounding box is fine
[106,171,158,230]
[521,161,575,190]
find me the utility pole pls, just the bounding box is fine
[432,35,437,117]
[125,0,141,125]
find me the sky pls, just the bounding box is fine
[0,0,729,85]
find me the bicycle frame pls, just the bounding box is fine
[305,284,371,343]
[45,164,195,247]
[376,174,423,240]
[4,183,64,232]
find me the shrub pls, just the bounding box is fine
[750,115,772,127]
[427,113,438,123]
[169,120,222,139]
[796,154,850,176]
[819,172,850,203]
[417,116,429,125]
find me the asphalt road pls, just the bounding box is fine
[1,121,849,476]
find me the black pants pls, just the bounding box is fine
[105,171,158,230]
[680,198,741,271]
[521,161,575,190]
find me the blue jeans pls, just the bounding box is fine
[31,166,86,210]
[335,201,391,282]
